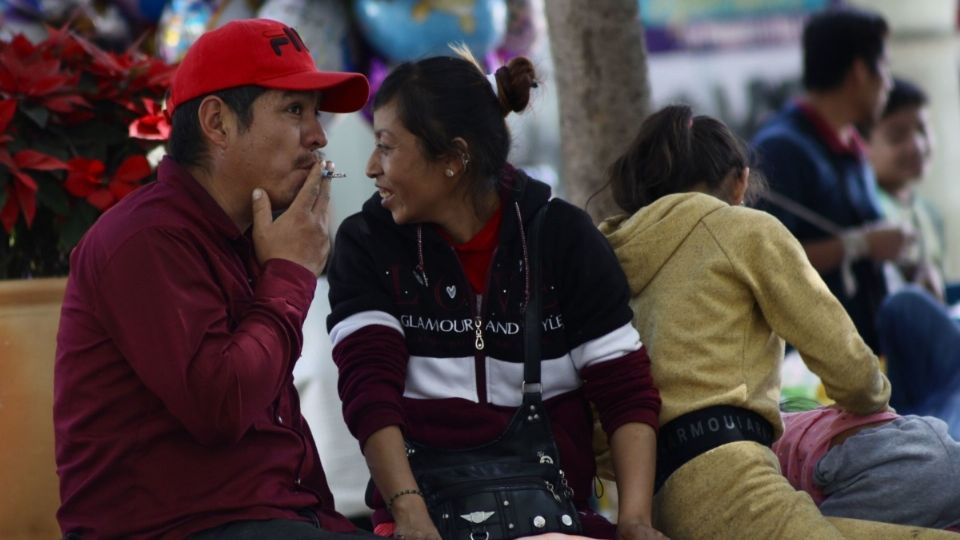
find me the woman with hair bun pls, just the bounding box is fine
[598,104,957,539]
[327,50,665,540]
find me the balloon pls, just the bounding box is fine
[0,1,47,42]
[156,0,257,63]
[157,0,212,62]
[117,0,169,24]
[354,0,507,62]
[498,0,543,59]
[257,0,348,72]
[360,54,391,124]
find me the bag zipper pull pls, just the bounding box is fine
[545,480,562,503]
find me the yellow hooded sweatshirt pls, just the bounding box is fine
[599,192,890,439]
[596,192,949,540]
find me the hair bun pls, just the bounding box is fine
[494,57,537,117]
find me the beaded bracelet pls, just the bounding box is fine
[387,488,423,510]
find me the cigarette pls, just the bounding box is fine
[312,149,346,178]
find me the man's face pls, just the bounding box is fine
[859,53,893,124]
[869,104,932,190]
[224,89,327,211]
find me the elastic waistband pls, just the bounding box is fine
[655,405,774,493]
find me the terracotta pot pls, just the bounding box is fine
[0,277,66,539]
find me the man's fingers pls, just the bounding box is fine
[290,161,324,212]
[251,188,272,233]
[312,176,332,216]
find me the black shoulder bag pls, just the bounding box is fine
[405,202,582,540]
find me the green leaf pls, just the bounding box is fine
[35,175,69,215]
[59,202,98,252]
[20,102,50,129]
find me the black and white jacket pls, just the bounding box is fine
[327,167,660,520]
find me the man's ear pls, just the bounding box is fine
[849,58,872,88]
[197,96,231,149]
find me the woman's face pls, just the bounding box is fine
[366,101,458,225]
[868,104,932,191]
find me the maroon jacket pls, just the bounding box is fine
[54,157,353,539]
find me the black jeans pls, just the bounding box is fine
[189,519,379,540]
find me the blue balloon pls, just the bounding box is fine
[355,0,507,62]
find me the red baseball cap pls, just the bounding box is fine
[167,18,369,116]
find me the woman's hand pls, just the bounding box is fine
[617,519,670,540]
[391,492,441,540]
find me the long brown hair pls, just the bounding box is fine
[608,104,763,214]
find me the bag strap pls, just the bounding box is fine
[522,201,550,396]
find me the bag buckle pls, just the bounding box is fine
[521,381,542,394]
[470,531,490,540]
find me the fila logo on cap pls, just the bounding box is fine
[266,26,308,57]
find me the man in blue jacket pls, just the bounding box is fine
[752,7,910,352]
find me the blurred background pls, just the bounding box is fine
[3,0,958,278]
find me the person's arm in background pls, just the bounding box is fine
[753,135,911,273]
[553,203,665,539]
[720,210,890,414]
[327,217,440,540]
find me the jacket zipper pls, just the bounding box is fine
[474,293,485,351]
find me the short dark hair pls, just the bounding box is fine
[373,53,536,208]
[802,8,889,92]
[859,77,929,136]
[608,105,762,213]
[882,77,928,118]
[167,85,269,170]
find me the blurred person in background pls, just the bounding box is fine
[865,77,946,300]
[752,7,909,353]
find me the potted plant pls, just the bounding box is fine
[0,26,173,538]
[0,25,174,279]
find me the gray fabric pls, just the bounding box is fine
[814,415,960,529]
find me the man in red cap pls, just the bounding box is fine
[54,19,374,539]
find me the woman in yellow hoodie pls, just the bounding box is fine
[598,105,958,539]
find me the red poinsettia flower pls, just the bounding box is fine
[129,99,171,141]
[0,148,69,232]
[0,26,173,277]
[41,24,90,68]
[0,35,77,98]
[0,99,15,144]
[65,155,151,211]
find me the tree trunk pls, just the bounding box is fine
[545,0,651,222]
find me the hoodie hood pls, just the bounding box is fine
[599,192,728,295]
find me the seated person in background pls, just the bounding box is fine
[876,286,960,439]
[752,7,910,353]
[865,77,946,301]
[773,403,960,530]
[598,103,956,539]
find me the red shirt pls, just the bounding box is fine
[795,100,867,158]
[437,203,503,293]
[54,157,354,539]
